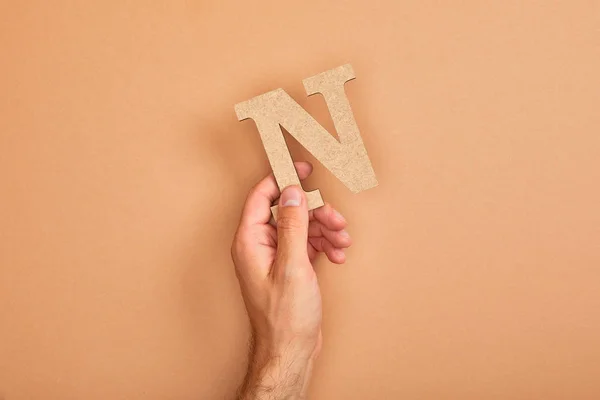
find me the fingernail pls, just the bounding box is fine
[333,248,346,261]
[334,210,345,222]
[339,230,350,239]
[281,186,302,207]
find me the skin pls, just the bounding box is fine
[231,161,351,400]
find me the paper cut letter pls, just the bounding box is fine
[234,64,378,217]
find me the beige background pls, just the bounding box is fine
[1,1,599,399]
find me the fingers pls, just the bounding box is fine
[241,162,313,227]
[310,203,349,264]
[312,203,347,231]
[307,215,351,264]
[275,186,310,264]
[309,236,346,264]
[308,220,351,249]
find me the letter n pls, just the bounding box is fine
[234,64,378,217]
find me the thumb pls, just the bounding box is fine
[276,185,309,262]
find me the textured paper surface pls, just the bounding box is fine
[235,64,378,217]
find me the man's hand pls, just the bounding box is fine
[231,162,351,399]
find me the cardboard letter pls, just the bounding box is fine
[235,64,378,217]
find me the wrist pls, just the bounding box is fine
[254,335,318,364]
[238,337,315,400]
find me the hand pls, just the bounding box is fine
[231,161,351,399]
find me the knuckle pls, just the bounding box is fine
[277,215,303,231]
[247,183,266,203]
[247,185,259,200]
[231,231,248,260]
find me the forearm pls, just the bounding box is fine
[237,340,314,400]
